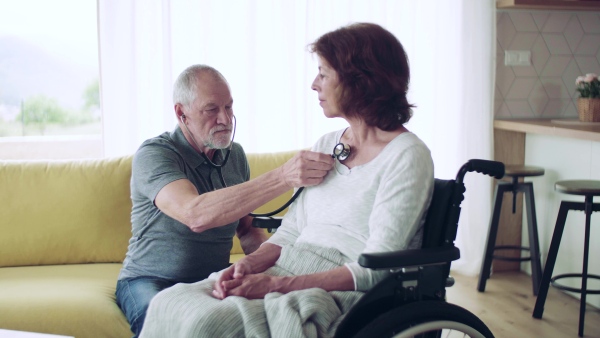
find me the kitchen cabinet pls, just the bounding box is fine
[497,0,600,10]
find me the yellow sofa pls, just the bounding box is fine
[0,150,296,338]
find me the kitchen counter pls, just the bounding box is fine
[494,119,600,142]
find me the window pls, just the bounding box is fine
[0,0,101,159]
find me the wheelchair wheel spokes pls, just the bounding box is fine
[352,301,494,338]
[392,320,486,338]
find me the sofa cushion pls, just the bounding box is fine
[0,150,298,338]
[0,263,132,338]
[0,150,297,264]
[0,156,133,267]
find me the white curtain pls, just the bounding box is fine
[98,0,495,275]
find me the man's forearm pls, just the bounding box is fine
[187,168,290,232]
[155,150,333,233]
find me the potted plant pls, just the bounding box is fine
[576,73,600,122]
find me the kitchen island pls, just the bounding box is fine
[492,118,600,309]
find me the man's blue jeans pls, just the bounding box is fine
[116,277,177,338]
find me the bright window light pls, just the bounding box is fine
[0,0,100,139]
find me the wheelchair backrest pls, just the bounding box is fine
[421,159,504,250]
[421,179,459,249]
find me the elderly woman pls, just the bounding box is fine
[140,22,434,338]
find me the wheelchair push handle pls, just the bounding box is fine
[457,159,504,182]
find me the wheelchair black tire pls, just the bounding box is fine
[351,300,494,338]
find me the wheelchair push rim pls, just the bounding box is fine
[351,300,494,338]
[393,320,487,338]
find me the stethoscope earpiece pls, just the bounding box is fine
[333,142,351,161]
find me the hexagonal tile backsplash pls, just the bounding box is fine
[496,10,600,119]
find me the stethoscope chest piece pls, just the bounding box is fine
[333,142,351,161]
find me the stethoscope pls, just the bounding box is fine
[245,140,350,217]
[332,142,351,161]
[182,113,351,217]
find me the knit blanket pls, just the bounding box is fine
[139,243,364,338]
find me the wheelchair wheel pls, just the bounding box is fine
[352,300,494,338]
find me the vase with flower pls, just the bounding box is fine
[576,73,600,122]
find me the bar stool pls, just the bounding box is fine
[533,180,600,337]
[477,165,544,295]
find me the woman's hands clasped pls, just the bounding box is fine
[212,243,284,300]
[213,271,280,300]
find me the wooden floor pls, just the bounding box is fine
[446,272,600,338]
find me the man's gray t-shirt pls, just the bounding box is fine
[118,126,250,283]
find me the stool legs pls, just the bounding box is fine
[532,201,572,320]
[523,183,543,295]
[477,184,505,292]
[478,182,543,295]
[533,199,597,337]
[578,196,592,337]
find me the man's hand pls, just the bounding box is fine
[237,215,268,255]
[280,150,334,188]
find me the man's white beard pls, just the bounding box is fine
[205,126,232,149]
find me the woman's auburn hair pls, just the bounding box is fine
[309,22,414,130]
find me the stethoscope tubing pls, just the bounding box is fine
[190,115,301,218]
[198,118,348,218]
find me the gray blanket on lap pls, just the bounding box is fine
[139,243,364,338]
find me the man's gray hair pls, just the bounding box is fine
[173,65,227,107]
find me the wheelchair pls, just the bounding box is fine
[253,159,504,338]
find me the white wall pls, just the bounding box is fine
[495,10,600,120]
[522,133,600,308]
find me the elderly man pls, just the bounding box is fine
[116,64,334,337]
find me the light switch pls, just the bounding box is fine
[504,50,531,66]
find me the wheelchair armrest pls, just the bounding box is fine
[358,246,460,270]
[251,216,283,229]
